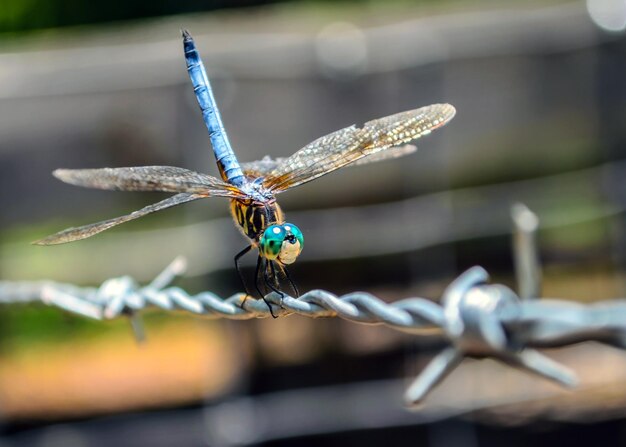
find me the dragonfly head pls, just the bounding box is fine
[259,223,304,265]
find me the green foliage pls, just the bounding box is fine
[0,0,284,33]
[0,303,173,353]
[0,304,109,352]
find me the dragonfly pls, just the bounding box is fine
[35,30,456,315]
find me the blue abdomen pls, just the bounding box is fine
[182,30,245,187]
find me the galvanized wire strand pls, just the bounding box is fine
[22,257,447,332]
[3,255,626,404]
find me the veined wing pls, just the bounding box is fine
[240,144,417,178]
[53,166,246,198]
[263,104,455,192]
[34,193,206,245]
[351,144,417,166]
[240,156,282,179]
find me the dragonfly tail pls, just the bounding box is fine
[182,30,245,187]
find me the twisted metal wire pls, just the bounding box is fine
[0,204,622,405]
[3,254,626,405]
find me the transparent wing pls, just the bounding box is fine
[241,144,417,178]
[53,166,246,198]
[34,193,206,245]
[263,103,455,192]
[351,144,417,166]
[241,156,284,178]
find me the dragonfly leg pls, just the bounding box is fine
[254,255,266,297]
[267,261,284,297]
[254,256,277,318]
[264,261,284,319]
[234,245,253,309]
[282,265,300,298]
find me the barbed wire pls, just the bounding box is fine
[3,204,626,405]
[3,252,626,405]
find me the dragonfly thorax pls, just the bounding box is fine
[239,180,274,202]
[230,198,284,241]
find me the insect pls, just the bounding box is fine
[35,30,456,315]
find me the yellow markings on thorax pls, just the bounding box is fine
[229,199,284,241]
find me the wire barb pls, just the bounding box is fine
[512,203,542,299]
[3,258,626,404]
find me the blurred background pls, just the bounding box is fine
[1,0,626,445]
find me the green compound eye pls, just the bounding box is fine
[277,223,303,265]
[283,223,303,248]
[259,223,304,264]
[260,225,286,260]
